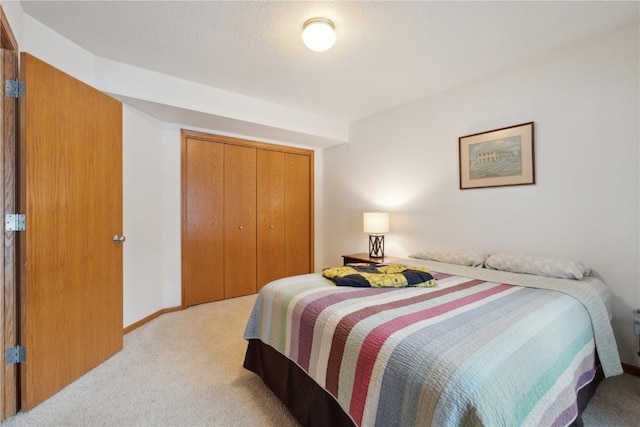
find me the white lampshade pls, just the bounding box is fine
[363,212,389,234]
[302,18,336,52]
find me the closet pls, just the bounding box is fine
[181,130,314,307]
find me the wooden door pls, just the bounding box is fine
[181,138,224,306]
[284,153,311,276]
[0,6,18,419]
[257,150,285,289]
[224,144,256,298]
[19,53,123,410]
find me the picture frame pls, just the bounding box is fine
[459,122,535,189]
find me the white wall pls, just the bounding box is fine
[21,14,97,85]
[122,107,182,325]
[2,1,23,47]
[95,58,348,146]
[323,25,640,366]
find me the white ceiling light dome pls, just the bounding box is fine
[302,18,336,52]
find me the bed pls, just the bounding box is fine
[243,255,622,427]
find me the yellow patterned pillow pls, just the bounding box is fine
[322,263,437,288]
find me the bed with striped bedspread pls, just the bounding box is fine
[244,259,622,427]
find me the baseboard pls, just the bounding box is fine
[622,363,640,377]
[123,305,183,334]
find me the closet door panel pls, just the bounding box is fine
[182,138,224,306]
[224,144,257,298]
[284,153,311,276]
[257,150,285,290]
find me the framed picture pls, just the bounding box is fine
[459,122,535,189]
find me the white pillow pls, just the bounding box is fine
[409,248,487,267]
[484,252,590,280]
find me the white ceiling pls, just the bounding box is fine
[20,1,640,124]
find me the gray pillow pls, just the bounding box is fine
[484,252,590,280]
[409,248,487,267]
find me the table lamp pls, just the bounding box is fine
[363,212,389,258]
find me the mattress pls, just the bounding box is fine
[244,259,622,426]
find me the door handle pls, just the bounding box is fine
[113,235,126,244]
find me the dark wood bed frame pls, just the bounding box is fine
[244,339,604,427]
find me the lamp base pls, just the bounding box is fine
[368,234,385,258]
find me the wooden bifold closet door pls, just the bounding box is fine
[256,150,285,288]
[181,139,224,306]
[181,131,314,307]
[256,150,311,289]
[224,144,257,298]
[283,153,311,281]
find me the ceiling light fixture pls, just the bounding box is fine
[302,18,336,52]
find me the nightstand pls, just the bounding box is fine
[342,252,402,266]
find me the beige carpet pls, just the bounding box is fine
[0,294,637,426]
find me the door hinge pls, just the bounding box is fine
[5,214,25,232]
[6,346,25,364]
[5,79,25,98]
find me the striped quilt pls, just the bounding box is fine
[244,259,622,427]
